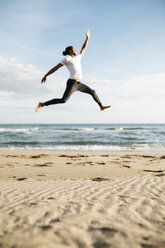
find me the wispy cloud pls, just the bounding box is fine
[0,39,135,79]
[0,40,62,58]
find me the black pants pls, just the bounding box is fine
[44,79,102,107]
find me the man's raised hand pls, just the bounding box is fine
[41,76,47,84]
[86,29,90,39]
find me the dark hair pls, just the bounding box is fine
[63,46,73,56]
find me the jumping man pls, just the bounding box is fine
[36,29,111,112]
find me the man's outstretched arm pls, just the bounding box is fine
[41,63,63,83]
[80,29,90,56]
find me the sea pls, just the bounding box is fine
[0,124,165,151]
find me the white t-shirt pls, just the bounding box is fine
[60,54,82,80]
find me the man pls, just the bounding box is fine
[36,29,110,112]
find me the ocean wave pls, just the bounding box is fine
[106,127,144,131]
[1,143,165,151]
[0,127,39,133]
[54,128,96,133]
[0,145,131,151]
[0,124,165,151]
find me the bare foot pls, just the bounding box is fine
[100,105,111,111]
[35,102,44,112]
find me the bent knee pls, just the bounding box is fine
[91,89,96,95]
[61,98,68,103]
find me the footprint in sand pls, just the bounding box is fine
[6,155,17,158]
[89,226,127,247]
[28,202,38,206]
[47,197,55,200]
[121,156,132,159]
[142,236,150,241]
[140,155,155,159]
[140,243,155,248]
[30,154,48,159]
[143,169,164,173]
[39,225,53,231]
[17,177,27,181]
[59,154,89,158]
[92,240,110,248]
[49,218,61,223]
[89,227,118,237]
[7,163,15,167]
[91,177,110,182]
[35,162,53,167]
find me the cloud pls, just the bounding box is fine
[1,55,165,101]
[117,73,165,100]
[0,56,65,98]
[82,72,165,115]
[0,55,165,123]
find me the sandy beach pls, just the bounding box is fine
[0,150,165,248]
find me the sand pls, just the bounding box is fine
[0,150,165,248]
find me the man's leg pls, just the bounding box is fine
[36,79,77,112]
[77,83,111,111]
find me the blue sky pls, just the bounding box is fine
[0,0,165,123]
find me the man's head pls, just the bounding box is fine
[63,46,76,57]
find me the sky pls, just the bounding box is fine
[0,0,165,124]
